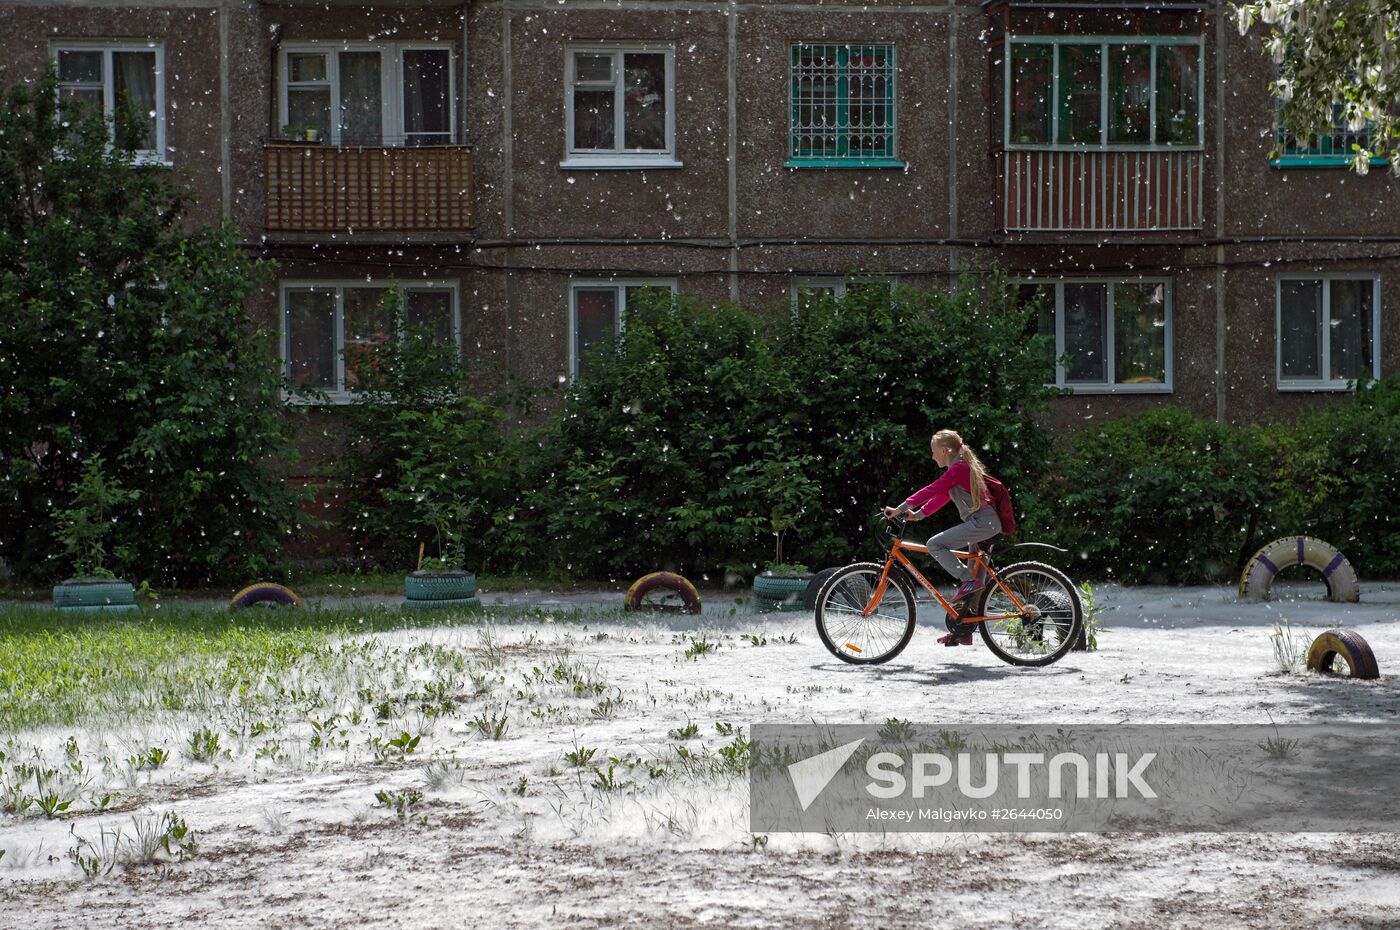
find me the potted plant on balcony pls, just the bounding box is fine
[403,501,479,610]
[52,459,140,613]
[280,124,322,144]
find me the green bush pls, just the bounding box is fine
[0,66,306,584]
[1051,408,1271,584]
[1267,376,1400,577]
[529,275,1057,580]
[340,287,529,573]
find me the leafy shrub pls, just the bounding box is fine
[529,274,1057,580]
[340,287,529,573]
[0,66,306,584]
[1051,408,1270,584]
[1267,376,1400,577]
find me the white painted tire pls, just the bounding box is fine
[1238,536,1360,603]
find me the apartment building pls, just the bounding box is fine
[2,0,1396,436]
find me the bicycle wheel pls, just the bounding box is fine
[973,561,1083,667]
[815,562,917,665]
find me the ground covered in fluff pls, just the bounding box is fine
[1,583,1397,928]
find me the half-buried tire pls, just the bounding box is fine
[803,567,843,611]
[625,572,701,614]
[229,583,305,610]
[1306,628,1380,680]
[1239,536,1360,603]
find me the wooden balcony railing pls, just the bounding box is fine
[264,143,473,236]
[997,149,1203,234]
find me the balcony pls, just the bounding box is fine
[997,149,1202,236]
[263,143,474,242]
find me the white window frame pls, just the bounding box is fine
[278,42,457,146]
[280,279,461,403]
[1275,274,1382,392]
[568,278,678,378]
[1003,36,1205,151]
[790,275,896,314]
[51,40,168,165]
[1018,278,1174,394]
[562,44,680,169]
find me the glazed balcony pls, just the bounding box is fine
[263,142,474,242]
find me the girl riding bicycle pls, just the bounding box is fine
[882,429,1003,645]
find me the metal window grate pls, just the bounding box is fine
[1277,111,1371,160]
[790,44,894,161]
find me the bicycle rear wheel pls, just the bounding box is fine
[974,561,1083,667]
[815,562,917,665]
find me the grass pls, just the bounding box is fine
[0,602,596,733]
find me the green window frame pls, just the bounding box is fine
[1272,106,1388,168]
[1004,36,1204,150]
[787,44,901,168]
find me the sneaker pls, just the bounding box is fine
[937,631,975,647]
[951,576,984,603]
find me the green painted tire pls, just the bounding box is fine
[405,572,477,601]
[755,594,805,612]
[53,580,135,608]
[753,574,812,601]
[402,596,482,610]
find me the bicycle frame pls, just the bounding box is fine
[863,538,1029,624]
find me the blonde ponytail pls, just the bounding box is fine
[933,429,987,505]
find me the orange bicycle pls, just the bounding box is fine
[814,514,1083,667]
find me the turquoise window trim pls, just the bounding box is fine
[784,157,905,169]
[789,43,896,164]
[1270,155,1389,168]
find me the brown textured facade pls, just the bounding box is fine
[2,0,1397,472]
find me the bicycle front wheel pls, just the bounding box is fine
[974,561,1083,667]
[814,562,917,665]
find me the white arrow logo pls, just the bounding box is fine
[788,738,866,811]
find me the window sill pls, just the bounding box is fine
[784,157,905,169]
[1276,382,1359,393]
[559,156,683,170]
[1055,383,1173,395]
[283,391,357,406]
[1269,157,1389,169]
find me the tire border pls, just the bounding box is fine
[229,582,305,610]
[813,561,918,665]
[1239,536,1360,603]
[624,571,702,614]
[1305,628,1380,679]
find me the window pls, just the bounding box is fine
[790,276,895,313]
[53,43,165,161]
[1019,279,1173,392]
[1276,276,1380,390]
[789,44,899,167]
[282,282,458,399]
[564,46,677,168]
[1273,106,1387,168]
[279,43,454,145]
[1005,38,1201,148]
[569,280,677,378]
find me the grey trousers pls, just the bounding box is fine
[925,506,1003,582]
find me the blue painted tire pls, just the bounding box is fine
[755,593,805,612]
[1239,537,1360,603]
[57,603,139,613]
[405,572,476,601]
[53,580,135,608]
[402,596,481,610]
[229,583,305,610]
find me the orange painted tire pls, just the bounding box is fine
[1306,629,1380,680]
[624,572,701,614]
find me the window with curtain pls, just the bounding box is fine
[1278,277,1379,388]
[279,44,454,146]
[565,46,676,165]
[283,283,459,398]
[54,44,164,158]
[1021,279,1173,391]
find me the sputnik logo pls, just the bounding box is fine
[788,738,865,811]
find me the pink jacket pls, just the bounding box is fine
[903,460,991,519]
